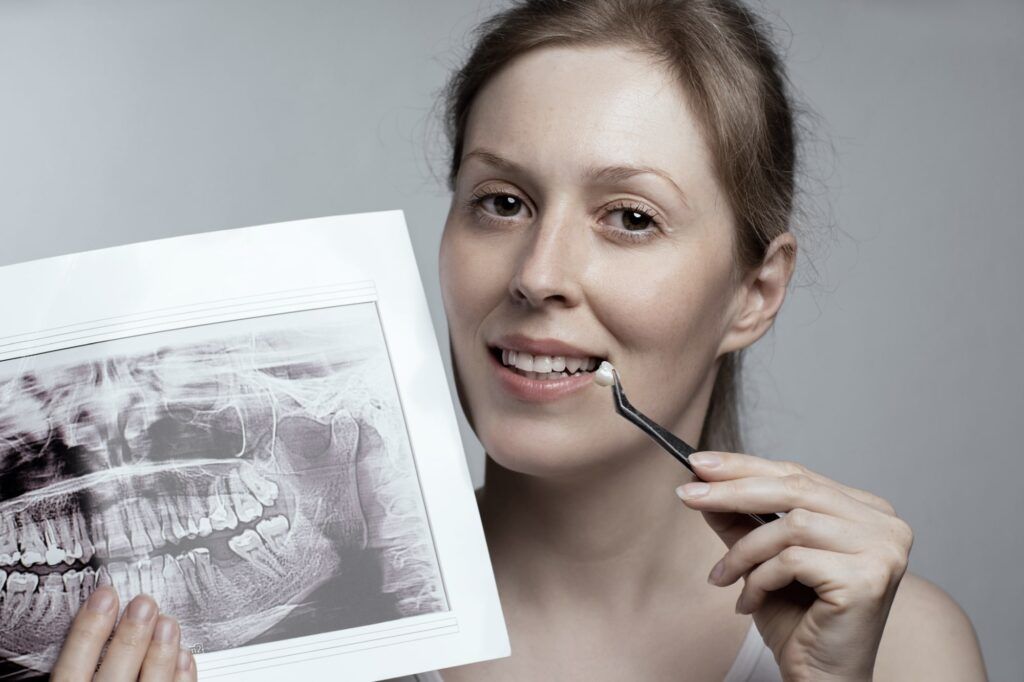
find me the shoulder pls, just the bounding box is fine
[873,571,987,680]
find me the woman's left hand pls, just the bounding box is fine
[676,451,914,682]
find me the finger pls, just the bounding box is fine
[140,615,181,682]
[95,593,159,682]
[708,508,865,587]
[734,546,886,615]
[676,473,869,522]
[51,586,120,682]
[174,647,197,682]
[689,451,897,516]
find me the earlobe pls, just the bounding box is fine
[715,233,797,357]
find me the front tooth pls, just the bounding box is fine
[229,472,263,523]
[551,356,566,372]
[256,515,290,553]
[238,461,279,507]
[533,355,552,373]
[513,352,534,372]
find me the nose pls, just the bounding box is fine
[507,209,587,309]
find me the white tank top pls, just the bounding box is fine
[391,621,782,681]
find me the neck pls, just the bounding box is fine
[477,378,726,621]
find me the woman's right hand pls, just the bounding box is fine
[50,585,197,682]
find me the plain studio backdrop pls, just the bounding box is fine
[1,0,1020,678]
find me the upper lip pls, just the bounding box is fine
[490,333,606,360]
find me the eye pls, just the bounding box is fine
[603,200,663,243]
[466,189,528,221]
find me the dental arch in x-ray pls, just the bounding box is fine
[0,304,447,677]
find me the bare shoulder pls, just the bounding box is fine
[874,570,987,681]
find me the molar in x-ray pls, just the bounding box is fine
[0,305,447,678]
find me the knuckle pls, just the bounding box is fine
[784,508,814,539]
[780,460,808,477]
[778,545,804,567]
[891,517,914,549]
[783,473,815,497]
[859,567,893,597]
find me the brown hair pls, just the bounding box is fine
[435,0,809,454]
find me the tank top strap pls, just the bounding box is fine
[721,621,783,682]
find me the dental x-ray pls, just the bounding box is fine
[0,212,509,681]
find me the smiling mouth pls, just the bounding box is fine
[487,345,606,380]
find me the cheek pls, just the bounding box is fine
[439,225,508,334]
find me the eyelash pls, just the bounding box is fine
[463,188,663,244]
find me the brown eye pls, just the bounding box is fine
[490,194,522,217]
[620,208,653,231]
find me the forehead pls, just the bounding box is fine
[463,44,715,194]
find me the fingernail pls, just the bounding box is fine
[177,648,193,671]
[708,559,726,585]
[676,482,710,499]
[154,616,178,643]
[735,594,752,614]
[87,586,116,613]
[690,452,721,468]
[127,595,156,622]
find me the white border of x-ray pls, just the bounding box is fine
[0,211,510,681]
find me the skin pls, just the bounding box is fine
[50,42,987,682]
[436,44,987,681]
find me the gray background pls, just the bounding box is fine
[1,1,1020,678]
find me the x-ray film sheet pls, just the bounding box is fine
[0,211,509,680]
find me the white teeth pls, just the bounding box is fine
[238,461,279,507]
[256,515,289,553]
[514,352,534,372]
[500,348,600,375]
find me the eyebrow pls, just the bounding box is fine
[461,147,690,209]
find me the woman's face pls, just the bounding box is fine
[439,45,766,476]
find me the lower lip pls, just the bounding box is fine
[488,349,596,402]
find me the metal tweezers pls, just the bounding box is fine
[606,366,781,527]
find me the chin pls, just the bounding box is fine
[477,415,625,478]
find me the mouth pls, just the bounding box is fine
[487,345,606,380]
[486,344,609,403]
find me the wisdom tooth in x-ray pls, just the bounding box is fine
[0,304,447,677]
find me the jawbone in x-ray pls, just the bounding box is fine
[0,303,447,677]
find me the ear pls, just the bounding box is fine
[716,232,798,357]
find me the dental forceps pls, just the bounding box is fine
[604,364,781,527]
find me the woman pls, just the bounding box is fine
[50,0,988,680]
